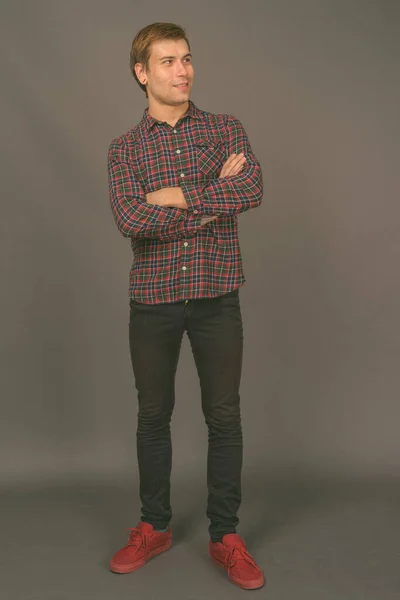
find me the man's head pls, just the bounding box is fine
[130,22,194,107]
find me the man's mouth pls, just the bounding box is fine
[174,82,189,88]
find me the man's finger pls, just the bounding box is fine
[224,153,243,168]
[219,154,237,177]
[219,154,246,178]
[221,156,246,178]
[229,156,246,173]
[200,215,218,226]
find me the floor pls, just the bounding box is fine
[1,471,399,600]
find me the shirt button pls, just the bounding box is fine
[183,242,188,247]
[180,173,185,178]
[182,266,187,271]
[176,149,181,154]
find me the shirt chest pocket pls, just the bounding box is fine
[195,139,226,178]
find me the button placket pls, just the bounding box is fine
[175,127,191,181]
[171,128,185,179]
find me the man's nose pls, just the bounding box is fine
[175,60,189,77]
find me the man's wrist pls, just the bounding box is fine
[146,187,188,209]
[175,187,188,209]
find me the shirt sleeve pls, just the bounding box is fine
[108,140,203,240]
[180,115,263,216]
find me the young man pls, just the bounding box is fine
[107,22,264,590]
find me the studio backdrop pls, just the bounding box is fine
[1,0,399,485]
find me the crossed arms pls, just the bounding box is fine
[146,152,246,226]
[108,115,263,241]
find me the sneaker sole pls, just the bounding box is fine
[210,554,265,590]
[110,540,172,574]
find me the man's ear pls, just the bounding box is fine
[134,63,147,86]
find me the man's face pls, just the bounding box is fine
[142,39,194,107]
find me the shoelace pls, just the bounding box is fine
[126,527,151,549]
[226,545,258,574]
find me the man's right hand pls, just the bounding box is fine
[200,153,247,227]
[219,152,246,178]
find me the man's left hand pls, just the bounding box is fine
[146,187,188,209]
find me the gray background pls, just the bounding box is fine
[1,1,400,598]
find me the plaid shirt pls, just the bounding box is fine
[107,101,263,304]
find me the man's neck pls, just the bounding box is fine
[148,101,190,128]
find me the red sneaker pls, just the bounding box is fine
[110,522,172,574]
[209,533,265,590]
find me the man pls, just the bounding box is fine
[107,22,264,590]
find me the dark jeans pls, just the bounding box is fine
[128,289,244,542]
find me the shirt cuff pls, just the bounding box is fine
[180,182,204,214]
[178,211,203,237]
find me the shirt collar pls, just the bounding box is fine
[141,100,203,134]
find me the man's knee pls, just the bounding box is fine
[203,402,242,442]
[137,403,174,437]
